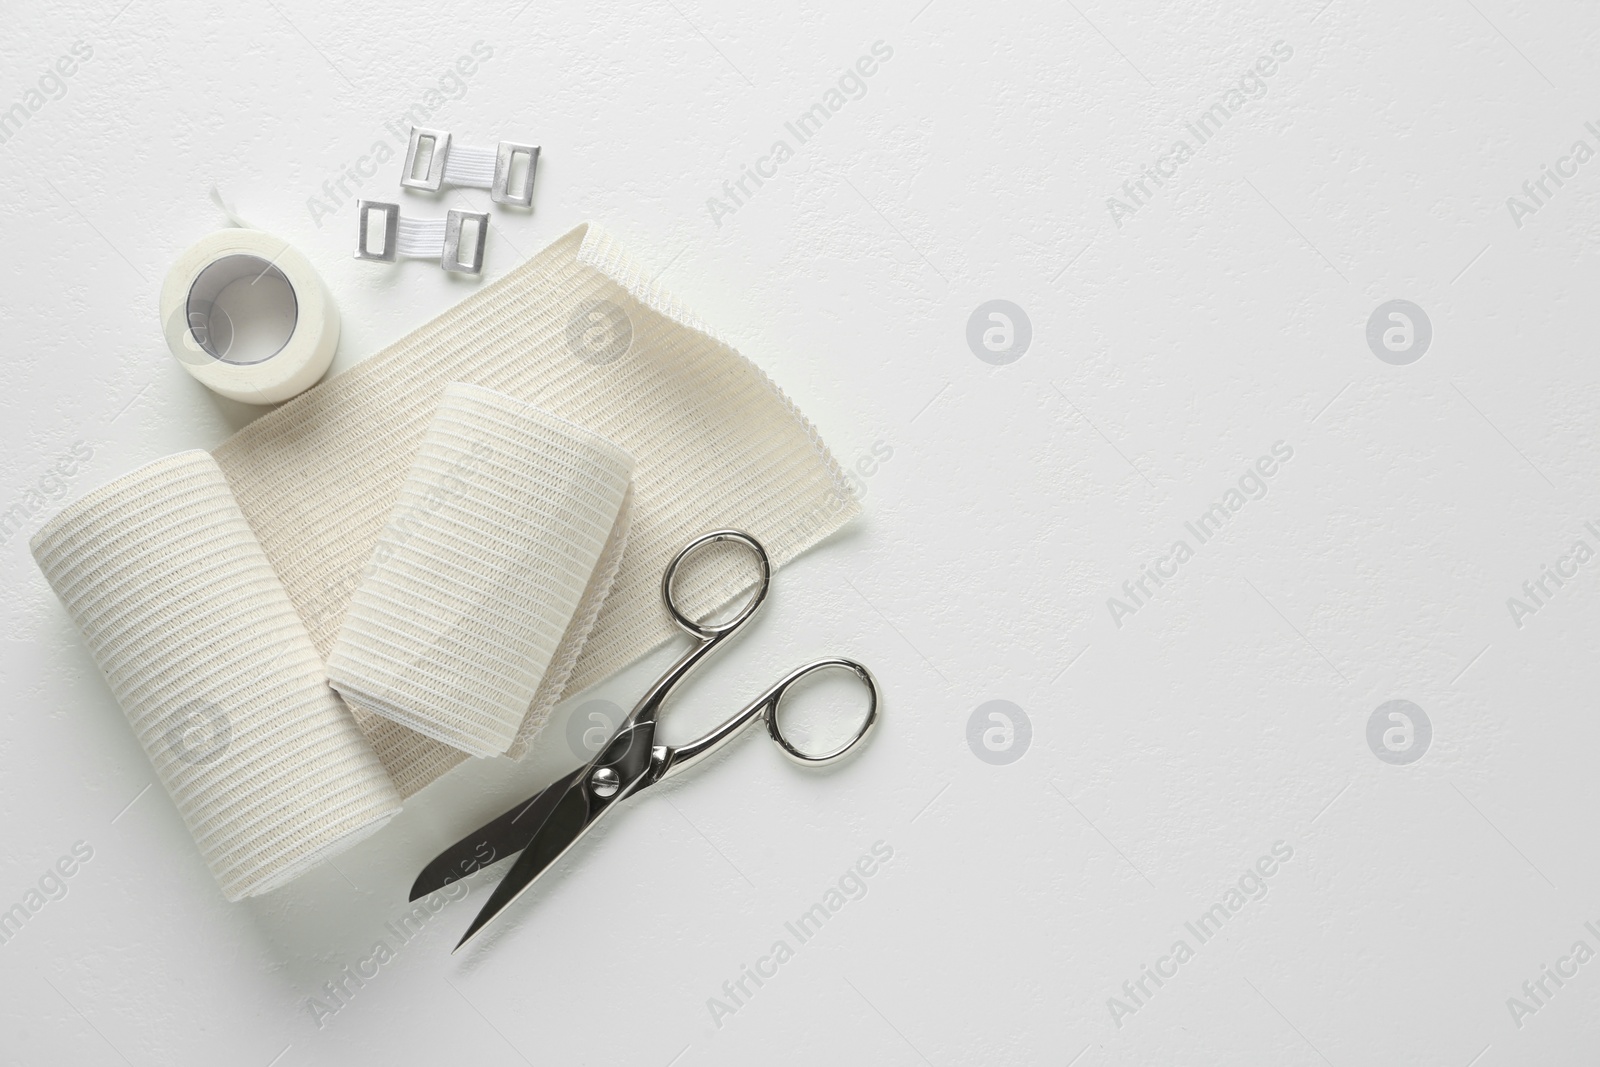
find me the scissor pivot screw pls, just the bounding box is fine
[590,767,621,798]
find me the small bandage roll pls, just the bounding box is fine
[327,383,635,758]
[30,451,403,900]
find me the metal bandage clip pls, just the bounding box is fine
[353,201,489,275]
[400,126,540,207]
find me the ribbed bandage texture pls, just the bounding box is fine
[212,223,860,797]
[30,451,402,901]
[327,384,635,758]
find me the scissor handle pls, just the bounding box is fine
[763,658,880,765]
[661,658,880,780]
[661,530,772,640]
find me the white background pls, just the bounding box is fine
[4,0,1600,1063]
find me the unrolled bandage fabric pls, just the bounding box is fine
[327,383,635,758]
[31,452,402,901]
[38,222,857,823]
[33,224,855,898]
[213,222,859,797]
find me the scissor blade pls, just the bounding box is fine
[453,782,595,952]
[408,765,586,901]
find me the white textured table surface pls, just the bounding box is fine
[4,0,1600,1063]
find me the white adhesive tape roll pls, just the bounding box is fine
[160,229,340,405]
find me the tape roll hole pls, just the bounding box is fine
[184,254,299,367]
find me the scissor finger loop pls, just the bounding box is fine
[762,658,879,766]
[660,529,771,640]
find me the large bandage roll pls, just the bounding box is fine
[31,451,402,900]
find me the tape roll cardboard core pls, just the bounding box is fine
[184,254,300,366]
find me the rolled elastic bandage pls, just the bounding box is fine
[327,384,635,758]
[30,451,402,900]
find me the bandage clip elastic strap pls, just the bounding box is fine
[354,201,489,275]
[401,127,540,207]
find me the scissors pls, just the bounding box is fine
[409,529,880,951]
